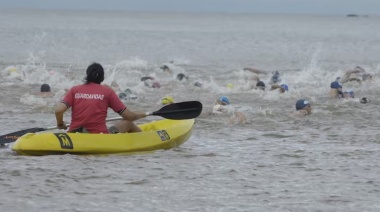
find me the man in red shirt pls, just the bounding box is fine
[55,62,147,133]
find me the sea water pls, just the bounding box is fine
[0,8,379,212]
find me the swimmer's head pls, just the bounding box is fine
[217,96,230,106]
[330,81,342,89]
[160,65,169,70]
[194,82,202,87]
[118,92,127,99]
[280,84,289,92]
[124,88,132,94]
[7,67,18,74]
[40,84,51,92]
[360,97,369,104]
[177,73,186,81]
[161,95,174,105]
[296,99,310,110]
[141,76,154,81]
[256,81,266,91]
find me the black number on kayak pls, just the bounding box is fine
[54,133,74,149]
[157,130,170,141]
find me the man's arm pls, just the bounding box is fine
[55,102,68,129]
[120,108,147,121]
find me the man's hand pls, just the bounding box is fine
[57,122,67,130]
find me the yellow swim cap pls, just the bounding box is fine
[7,67,18,74]
[227,83,234,89]
[161,96,174,105]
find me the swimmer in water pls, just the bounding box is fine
[293,99,312,116]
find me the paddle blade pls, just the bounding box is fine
[0,127,46,144]
[152,101,203,120]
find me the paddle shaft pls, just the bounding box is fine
[151,107,200,115]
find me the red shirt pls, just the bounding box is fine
[62,83,126,133]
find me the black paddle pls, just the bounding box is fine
[0,101,202,145]
[0,127,48,146]
[148,101,202,120]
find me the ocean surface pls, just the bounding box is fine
[0,8,380,212]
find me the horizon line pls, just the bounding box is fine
[0,6,379,16]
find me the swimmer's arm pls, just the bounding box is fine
[243,67,266,74]
[250,76,259,81]
[270,85,281,90]
[354,67,366,72]
[347,77,362,84]
[337,88,344,98]
[342,70,357,81]
[344,69,365,77]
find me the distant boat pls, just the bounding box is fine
[346,14,359,17]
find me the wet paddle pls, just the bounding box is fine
[0,101,202,145]
[0,127,48,145]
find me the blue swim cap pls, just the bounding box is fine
[330,81,342,89]
[280,84,289,91]
[296,99,310,110]
[218,96,230,105]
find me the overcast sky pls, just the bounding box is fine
[0,0,379,15]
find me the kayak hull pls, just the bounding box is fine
[11,119,194,156]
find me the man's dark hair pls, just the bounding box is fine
[85,62,104,84]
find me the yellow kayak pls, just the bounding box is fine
[11,119,194,156]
